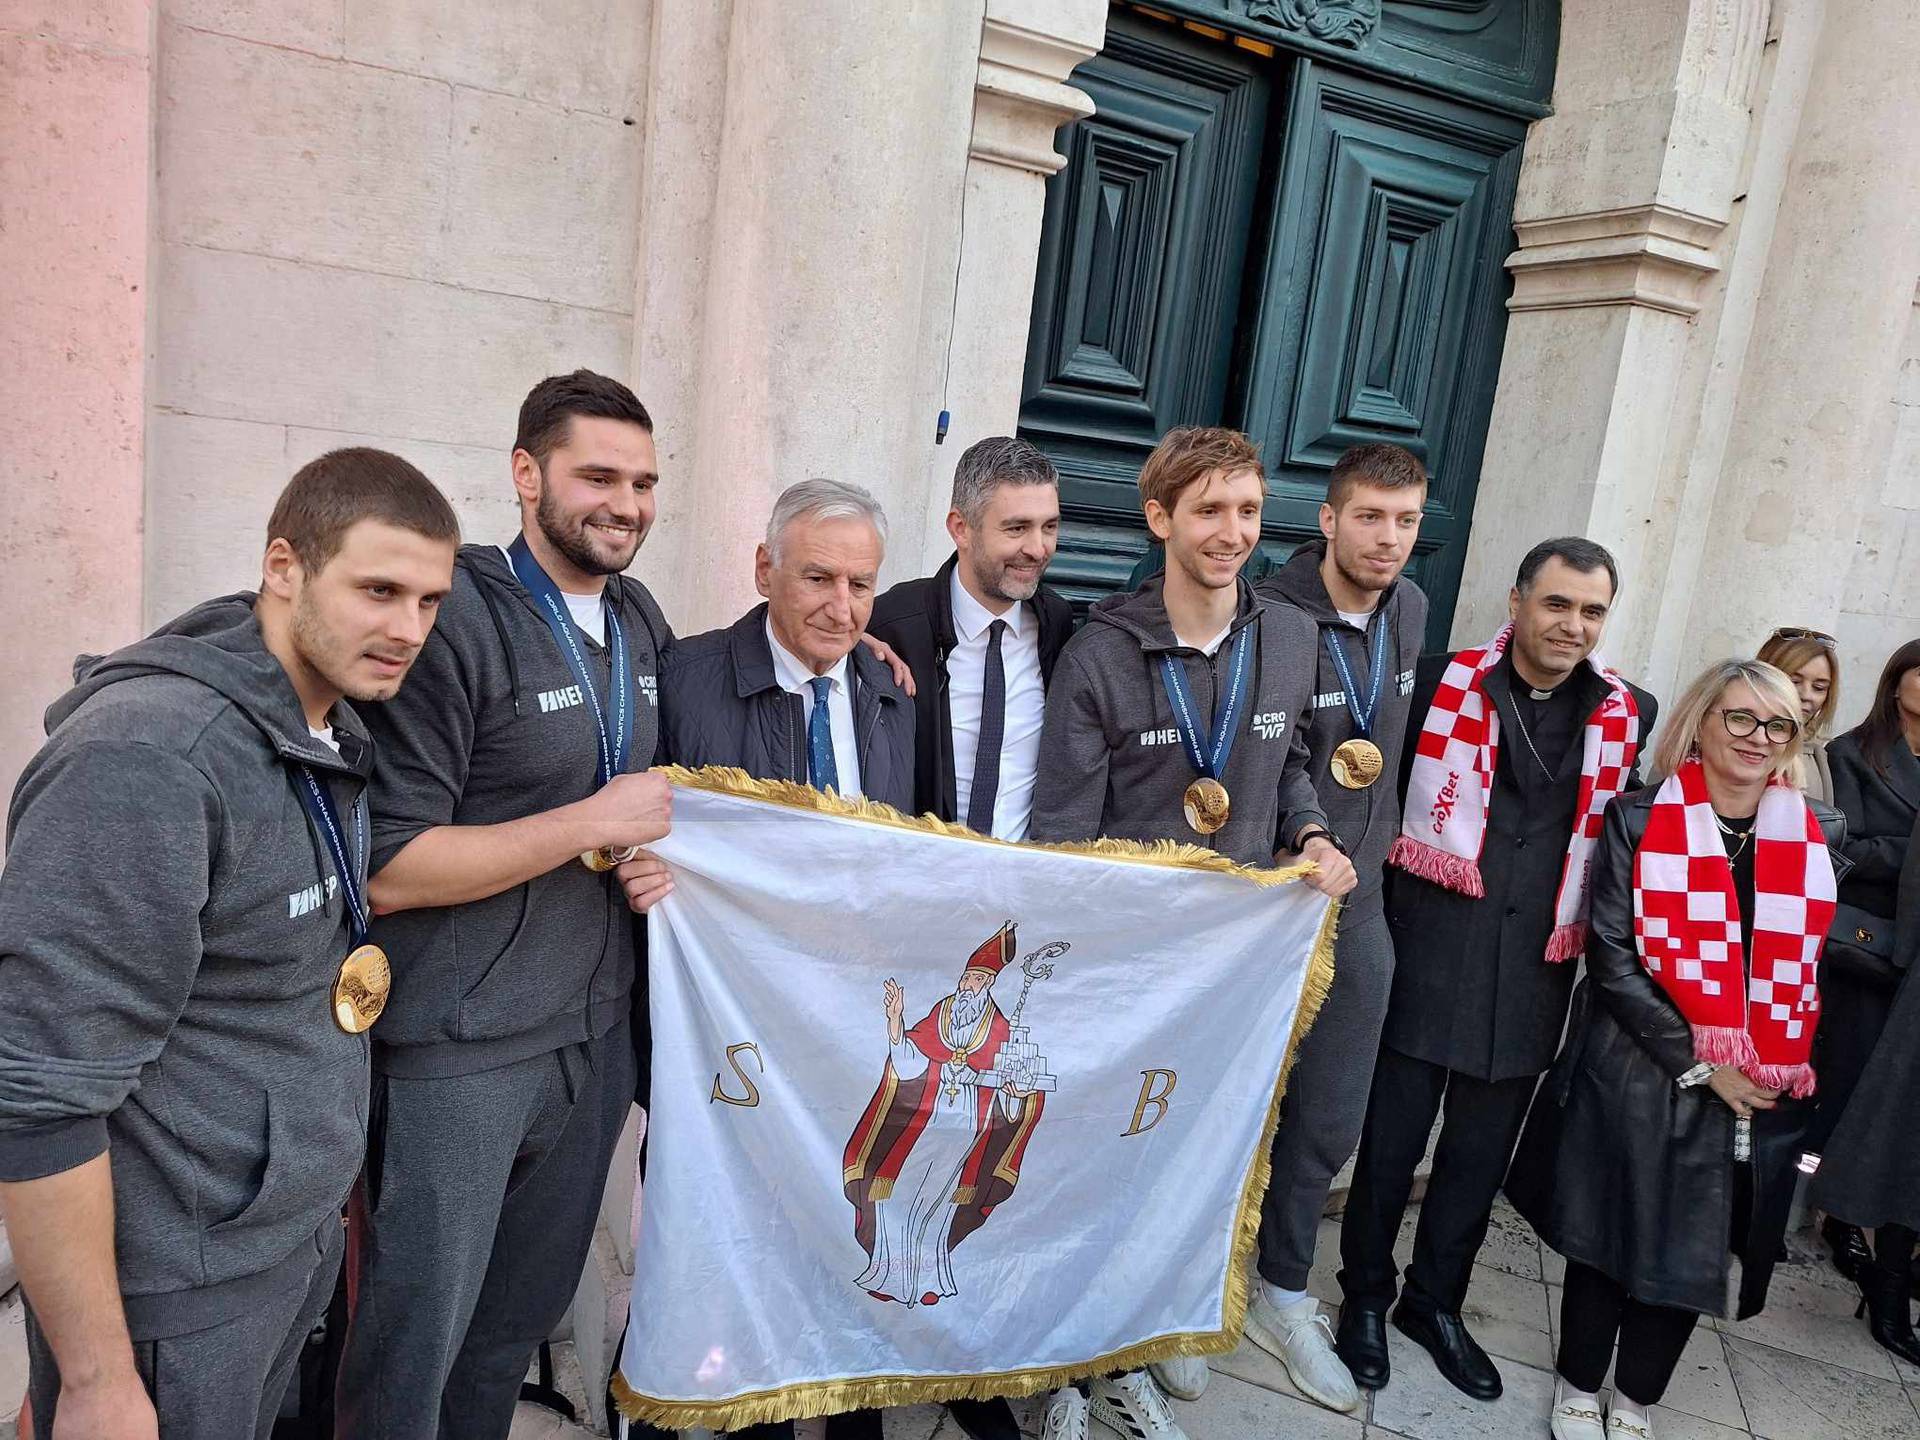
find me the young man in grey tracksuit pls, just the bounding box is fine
[1242,442,1429,1415]
[335,372,674,1440]
[0,451,459,1440]
[1029,426,1354,1440]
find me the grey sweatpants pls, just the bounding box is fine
[25,1216,342,1440]
[334,1015,636,1440]
[1257,907,1396,1291]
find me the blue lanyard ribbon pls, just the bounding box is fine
[506,535,632,787]
[1157,627,1253,782]
[293,766,370,948]
[1323,607,1390,739]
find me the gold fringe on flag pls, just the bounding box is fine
[653,764,1320,887]
[613,764,1343,1429]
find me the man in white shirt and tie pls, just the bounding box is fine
[869,437,1073,840]
[864,437,1071,1440]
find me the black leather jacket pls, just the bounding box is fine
[1506,785,1847,1318]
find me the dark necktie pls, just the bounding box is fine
[966,620,1007,833]
[807,675,839,792]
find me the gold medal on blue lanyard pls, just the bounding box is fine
[1325,608,1389,789]
[294,766,389,1033]
[1159,626,1253,836]
[505,536,638,872]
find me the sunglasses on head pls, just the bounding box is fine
[1769,626,1836,649]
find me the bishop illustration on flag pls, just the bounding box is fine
[845,921,1053,1311]
[614,769,1337,1431]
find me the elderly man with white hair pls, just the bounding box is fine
[651,478,913,1440]
[657,478,915,810]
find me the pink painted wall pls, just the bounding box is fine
[0,3,152,803]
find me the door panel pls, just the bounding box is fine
[1022,10,1533,641]
[1018,15,1270,603]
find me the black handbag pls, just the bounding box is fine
[1825,902,1900,986]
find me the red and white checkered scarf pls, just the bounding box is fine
[1631,757,1834,1098]
[1388,624,1640,961]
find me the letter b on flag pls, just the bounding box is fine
[1122,1069,1178,1136]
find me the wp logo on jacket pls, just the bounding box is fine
[1252,710,1290,741]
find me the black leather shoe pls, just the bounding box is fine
[1334,1305,1391,1390]
[945,1397,1022,1440]
[1391,1300,1502,1400]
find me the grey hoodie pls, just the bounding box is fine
[1256,541,1427,916]
[0,595,371,1338]
[358,543,671,1077]
[1031,578,1327,868]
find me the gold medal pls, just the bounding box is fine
[1330,737,1384,790]
[1183,777,1231,835]
[332,943,391,1034]
[581,845,641,873]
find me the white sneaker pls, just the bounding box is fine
[1549,1378,1606,1440]
[1243,1292,1361,1413]
[1087,1369,1192,1440]
[1041,1387,1090,1440]
[1147,1354,1210,1401]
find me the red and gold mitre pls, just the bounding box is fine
[962,921,1016,978]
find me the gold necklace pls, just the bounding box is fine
[1714,812,1754,858]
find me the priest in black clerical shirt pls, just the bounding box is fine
[1331,539,1660,1404]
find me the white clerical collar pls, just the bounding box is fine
[765,617,851,696]
[949,567,1028,645]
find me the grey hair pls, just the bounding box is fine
[764,478,889,561]
[951,436,1059,525]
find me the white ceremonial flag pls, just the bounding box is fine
[615,768,1337,1431]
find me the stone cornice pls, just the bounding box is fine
[1504,204,1727,317]
[969,17,1098,176]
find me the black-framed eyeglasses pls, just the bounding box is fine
[1717,708,1800,745]
[1769,626,1837,649]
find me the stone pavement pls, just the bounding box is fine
[8,1201,1919,1438]
[858,1201,1920,1440]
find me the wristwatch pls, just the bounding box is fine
[1296,827,1348,854]
[1676,1062,1716,1090]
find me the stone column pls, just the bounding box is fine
[1451,0,1770,668]
[903,0,1105,560]
[632,0,985,634]
[1681,0,1920,696]
[0,3,153,800]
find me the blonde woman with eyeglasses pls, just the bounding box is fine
[1756,626,1841,804]
[1505,660,1845,1440]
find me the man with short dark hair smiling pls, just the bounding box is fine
[334,370,675,1439]
[0,449,459,1440]
[1334,537,1659,1406]
[868,435,1071,837]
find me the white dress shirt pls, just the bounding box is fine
[765,619,863,798]
[947,569,1045,840]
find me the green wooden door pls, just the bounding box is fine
[1019,1,1559,646]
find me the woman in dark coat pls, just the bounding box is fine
[1808,639,1920,1364]
[1506,659,1846,1440]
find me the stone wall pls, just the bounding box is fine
[0,2,152,804]
[143,0,650,622]
[1459,0,1920,731]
